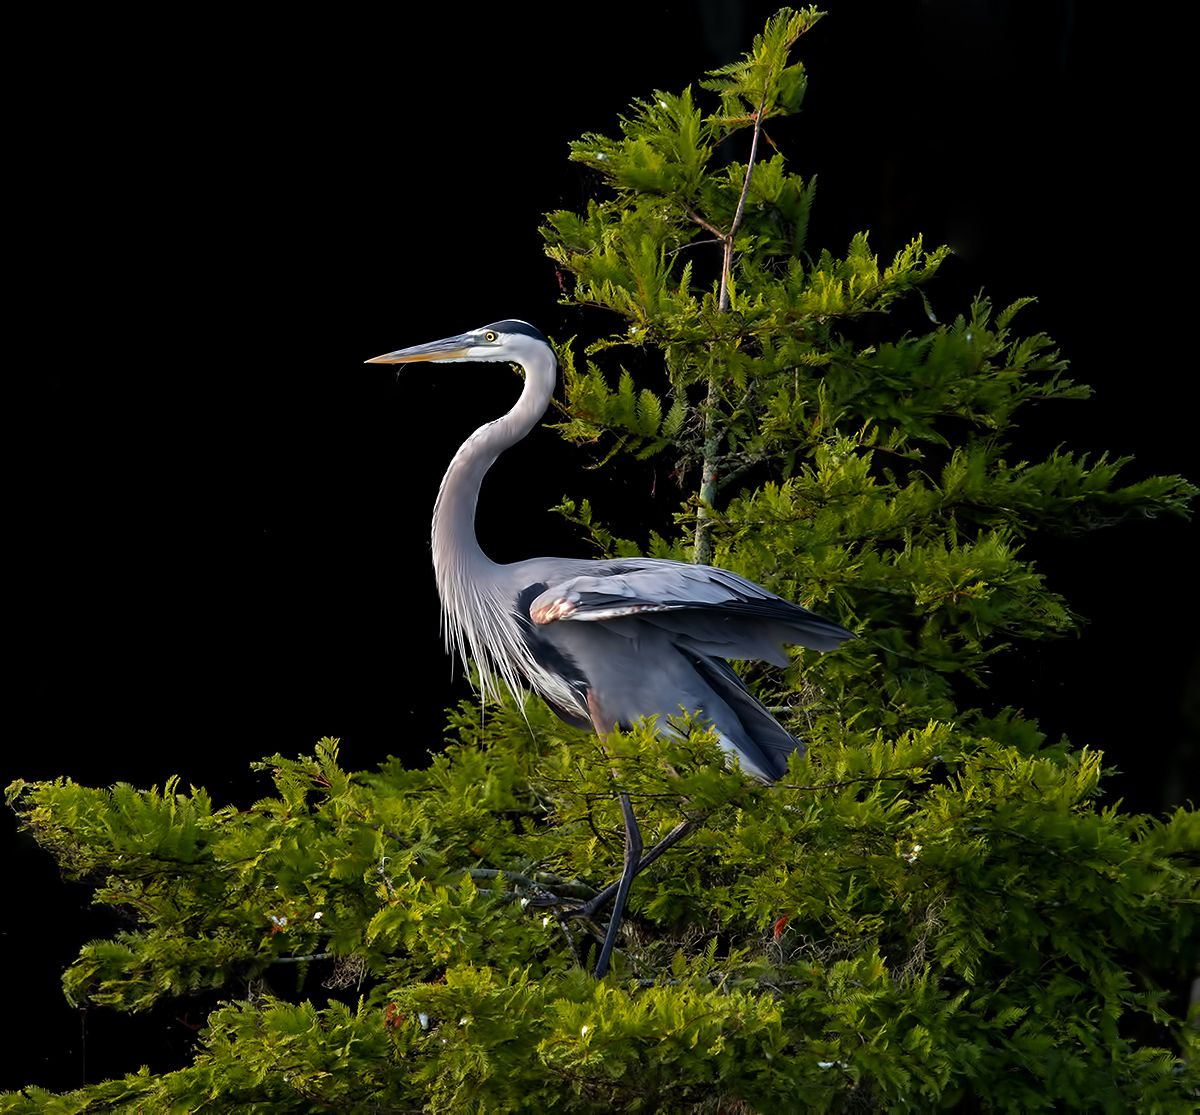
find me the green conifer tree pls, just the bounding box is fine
[5,9,1197,1112]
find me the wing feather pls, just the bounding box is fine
[528,561,852,660]
[692,655,806,780]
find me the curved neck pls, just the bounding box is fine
[431,346,556,578]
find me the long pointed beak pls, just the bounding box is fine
[365,333,473,364]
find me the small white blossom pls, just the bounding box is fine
[418,1012,430,1030]
[581,1025,590,1037]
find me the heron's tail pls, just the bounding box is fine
[692,655,803,782]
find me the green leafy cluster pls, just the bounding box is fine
[541,9,1195,737]
[5,8,1199,1112]
[6,721,1198,1112]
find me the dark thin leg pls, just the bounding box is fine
[570,819,696,921]
[593,792,643,979]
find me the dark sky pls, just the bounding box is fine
[8,0,1197,1092]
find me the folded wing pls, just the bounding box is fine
[528,561,853,665]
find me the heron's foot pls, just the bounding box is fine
[521,817,699,976]
[549,818,698,920]
[593,792,643,979]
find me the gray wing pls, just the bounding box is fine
[691,654,807,780]
[528,560,853,665]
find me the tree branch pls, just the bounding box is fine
[695,88,770,563]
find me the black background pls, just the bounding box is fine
[7,0,1197,1092]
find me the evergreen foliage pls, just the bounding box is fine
[5,726,1198,1111]
[5,9,1197,1111]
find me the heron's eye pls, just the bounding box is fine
[484,331,498,343]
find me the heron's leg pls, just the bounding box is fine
[593,791,643,979]
[568,818,696,921]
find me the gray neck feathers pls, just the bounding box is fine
[430,346,560,706]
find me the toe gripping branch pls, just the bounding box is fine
[529,813,697,978]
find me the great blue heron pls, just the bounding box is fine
[367,319,853,977]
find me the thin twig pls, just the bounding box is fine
[695,88,770,563]
[550,904,585,967]
[777,762,941,792]
[466,868,596,900]
[726,92,769,263]
[685,208,724,239]
[669,236,724,258]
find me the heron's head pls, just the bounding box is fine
[365,320,551,366]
